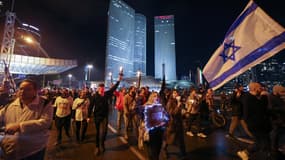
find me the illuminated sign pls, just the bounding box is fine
[155,15,174,20]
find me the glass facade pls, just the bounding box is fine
[134,13,146,76]
[0,53,77,75]
[105,0,147,84]
[105,0,135,83]
[154,15,176,81]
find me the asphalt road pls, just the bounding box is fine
[44,107,284,160]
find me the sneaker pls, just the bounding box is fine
[278,146,285,153]
[225,133,235,139]
[186,131,194,137]
[197,133,207,138]
[237,150,249,160]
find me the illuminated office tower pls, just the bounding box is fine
[134,13,146,75]
[154,15,176,81]
[105,0,135,82]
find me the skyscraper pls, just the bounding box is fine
[105,0,147,84]
[154,15,176,81]
[105,0,135,83]
[134,13,146,76]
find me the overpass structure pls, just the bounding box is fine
[0,53,77,75]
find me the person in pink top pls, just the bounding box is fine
[114,88,126,130]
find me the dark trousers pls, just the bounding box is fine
[94,117,108,147]
[248,131,271,159]
[124,113,139,137]
[75,120,88,141]
[145,128,164,160]
[187,113,202,133]
[177,130,186,156]
[21,148,46,160]
[164,127,186,157]
[55,115,71,142]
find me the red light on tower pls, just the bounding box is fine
[155,15,174,20]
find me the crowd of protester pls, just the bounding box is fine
[0,77,285,160]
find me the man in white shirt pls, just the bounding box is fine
[53,88,73,145]
[0,79,53,160]
[72,90,90,143]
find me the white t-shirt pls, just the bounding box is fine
[72,98,90,121]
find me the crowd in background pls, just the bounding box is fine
[0,78,285,160]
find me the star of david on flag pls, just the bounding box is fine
[203,0,285,90]
[219,38,241,63]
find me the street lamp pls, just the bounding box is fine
[86,64,93,81]
[22,35,49,58]
[23,36,34,44]
[22,35,49,88]
[68,74,72,88]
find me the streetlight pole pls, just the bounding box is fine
[68,74,72,88]
[86,64,93,81]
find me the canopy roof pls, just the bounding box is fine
[0,54,77,75]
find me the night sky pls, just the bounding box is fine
[2,0,285,81]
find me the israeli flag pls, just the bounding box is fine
[203,0,285,90]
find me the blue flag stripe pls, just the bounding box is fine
[224,2,258,38]
[209,32,285,88]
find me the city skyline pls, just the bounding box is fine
[220,57,285,92]
[3,0,285,81]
